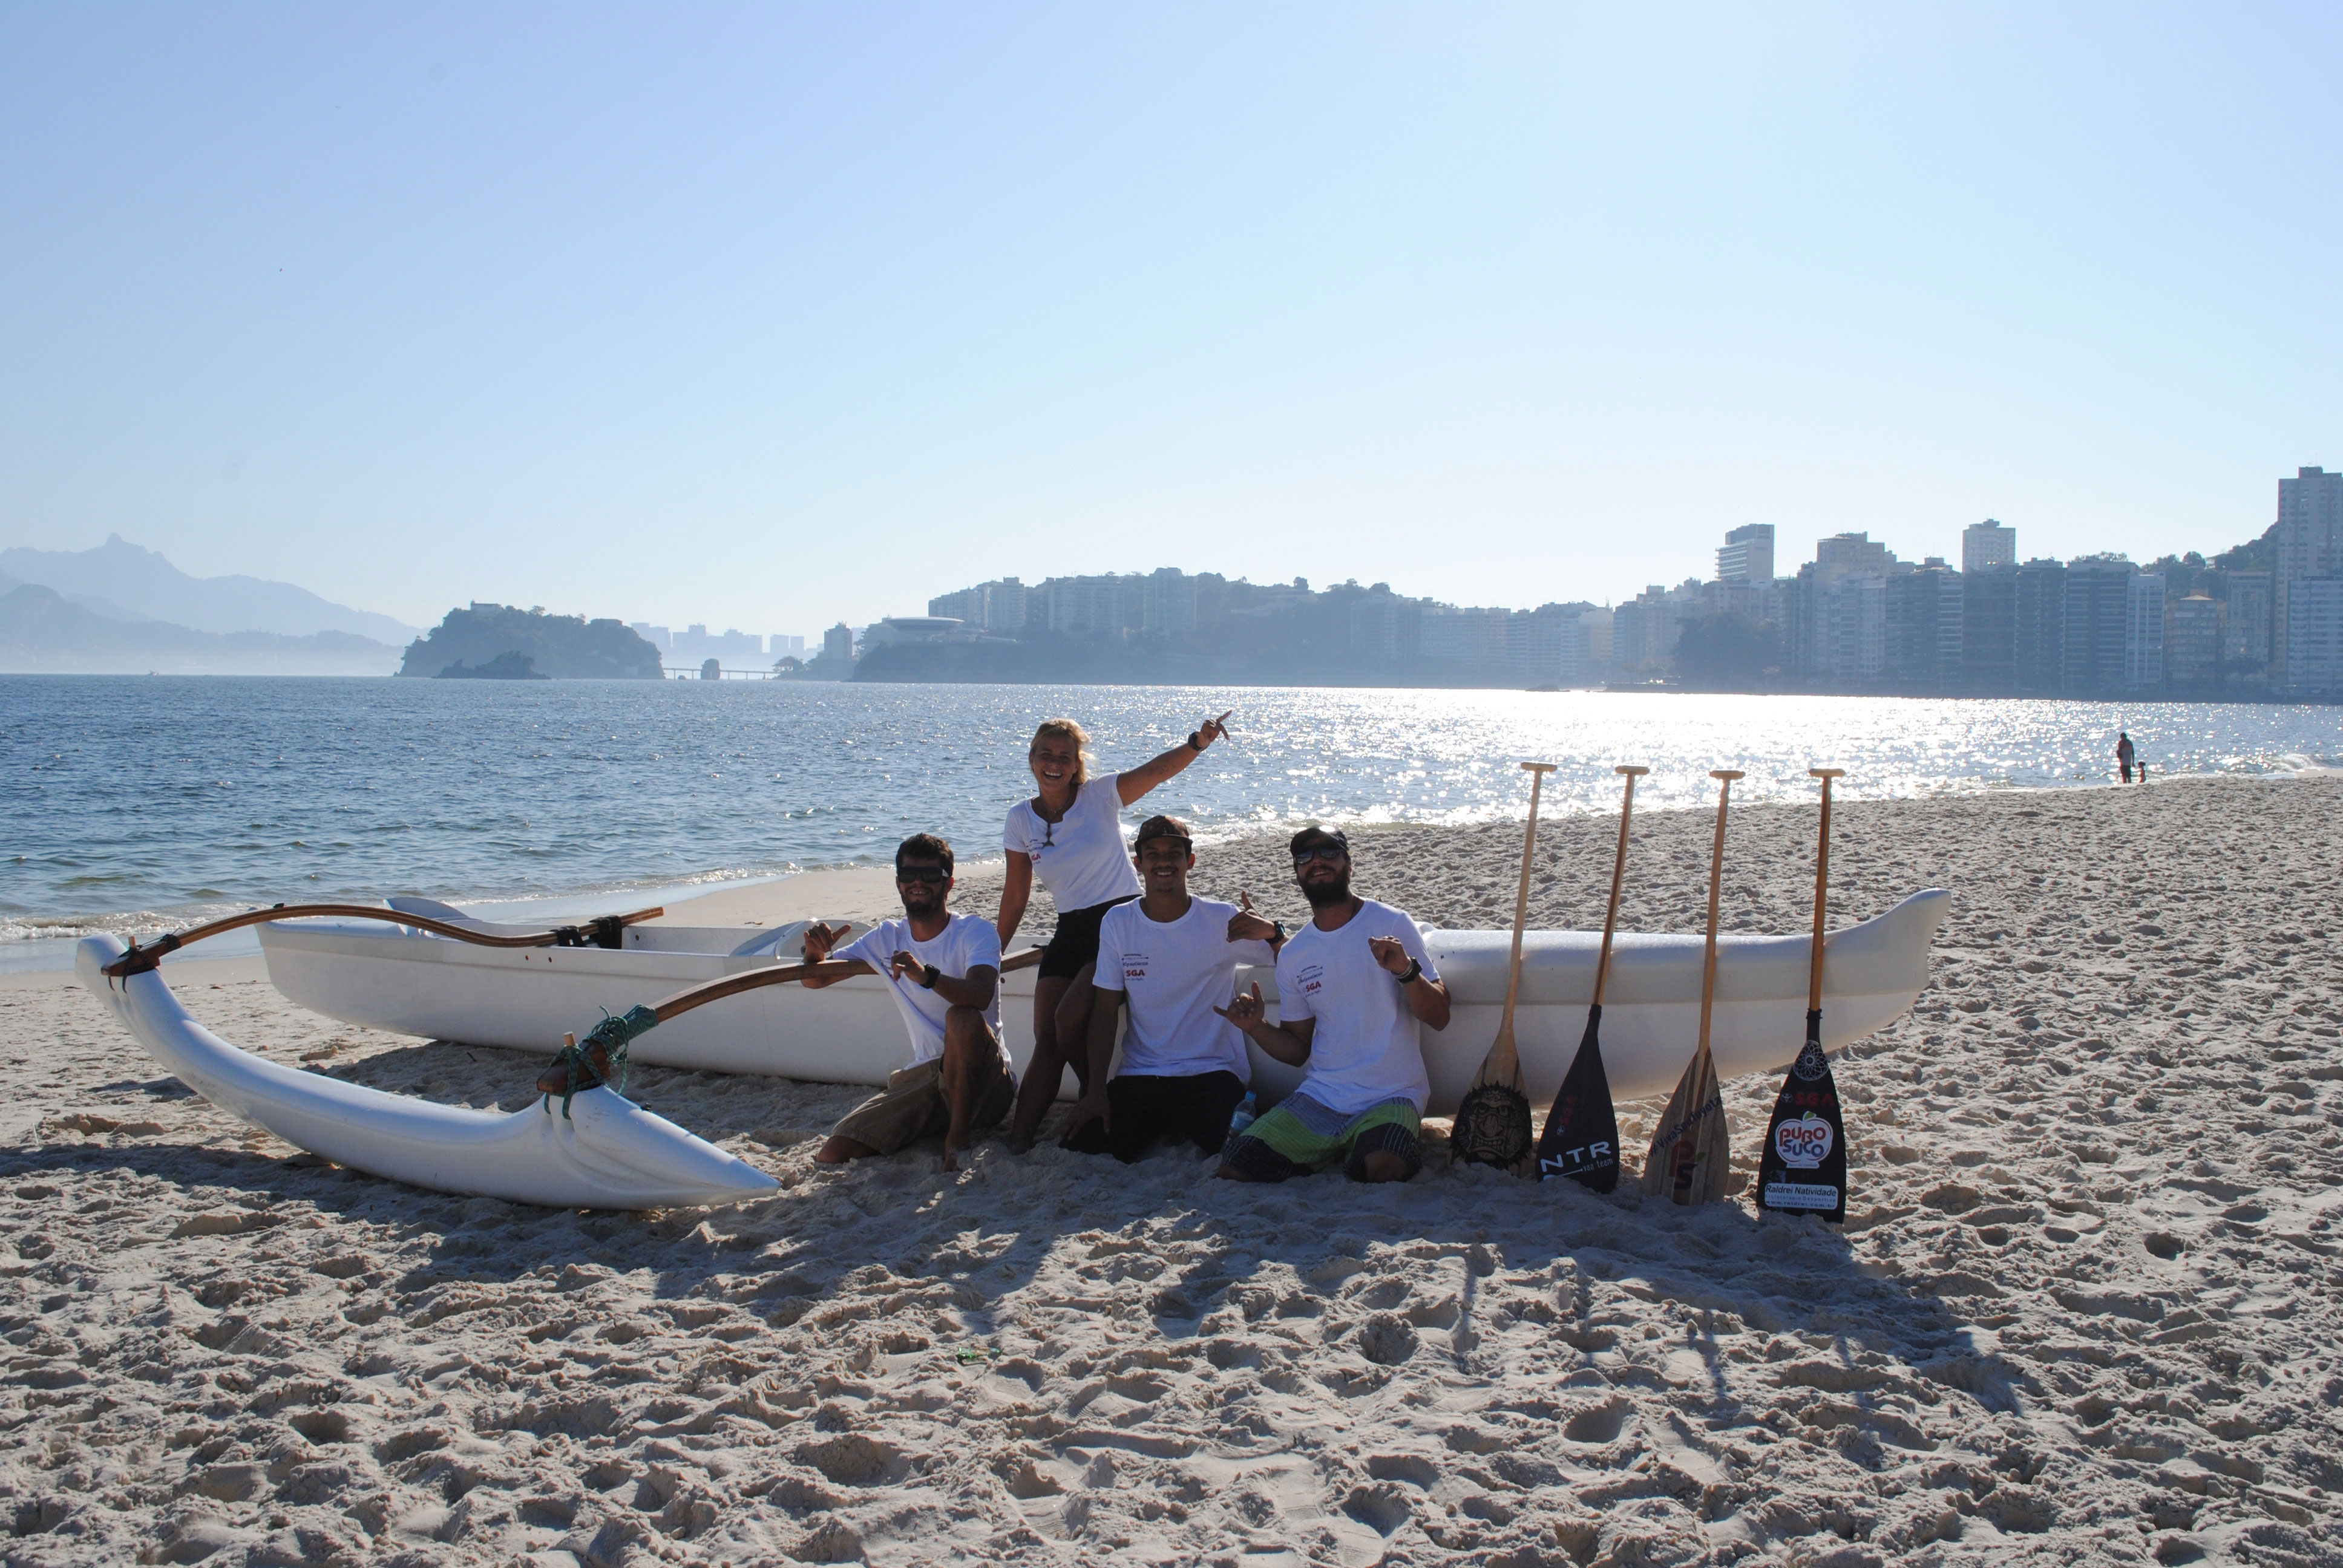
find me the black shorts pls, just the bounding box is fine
[1061,1070,1249,1163]
[1037,895,1138,981]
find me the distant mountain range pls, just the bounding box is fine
[0,535,419,644]
[0,582,402,675]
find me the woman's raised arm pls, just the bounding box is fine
[1116,710,1233,806]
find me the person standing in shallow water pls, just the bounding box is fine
[2117,731,2136,784]
[999,711,1234,1151]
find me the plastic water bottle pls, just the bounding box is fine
[1227,1093,1258,1137]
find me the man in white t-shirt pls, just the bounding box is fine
[1214,826,1452,1183]
[1061,815,1285,1163]
[799,833,1014,1171]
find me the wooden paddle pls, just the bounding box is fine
[1757,767,1850,1222]
[1450,760,1555,1177]
[1535,764,1645,1189]
[1642,768,1738,1206]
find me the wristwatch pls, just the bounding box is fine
[920,963,940,990]
[1396,958,1423,985]
[1187,730,1205,751]
[1269,920,1286,944]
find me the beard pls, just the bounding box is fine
[1300,872,1352,909]
[899,884,946,919]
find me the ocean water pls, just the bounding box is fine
[5,675,2339,965]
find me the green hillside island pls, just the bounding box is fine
[397,603,664,680]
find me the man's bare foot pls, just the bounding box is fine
[1004,1132,1036,1156]
[942,1138,973,1172]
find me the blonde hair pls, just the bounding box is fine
[1029,718,1093,789]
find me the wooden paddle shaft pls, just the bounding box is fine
[1697,771,1744,1053]
[1591,765,1650,1008]
[1807,767,1846,1011]
[100,901,667,978]
[1497,762,1557,1039]
[645,944,1045,1026]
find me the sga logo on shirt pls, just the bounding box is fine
[1121,949,1150,982]
[1294,963,1325,996]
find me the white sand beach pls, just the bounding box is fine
[2,777,2338,1566]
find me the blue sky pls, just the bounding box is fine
[4,4,2339,638]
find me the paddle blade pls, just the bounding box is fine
[1756,1010,1848,1223]
[1536,1004,1620,1192]
[1452,1029,1533,1174]
[1640,1043,1729,1206]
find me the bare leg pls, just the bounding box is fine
[1055,962,1100,1097]
[939,1007,989,1171]
[1214,1163,1268,1182]
[1007,975,1072,1152]
[1355,1150,1412,1183]
[814,1134,877,1165]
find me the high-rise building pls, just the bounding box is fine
[2062,555,2134,695]
[822,623,854,664]
[1962,520,2017,575]
[2275,466,2343,692]
[1141,569,1198,636]
[1418,605,1511,666]
[2166,594,2222,688]
[2284,578,2343,696]
[1885,563,1962,690]
[2124,571,2166,689]
[2013,559,2067,694]
[1716,524,1774,586]
[1348,588,1423,662]
[927,577,1029,633]
[1507,603,1597,685]
[2224,570,2273,671]
[1960,566,2016,692]
[628,622,671,652]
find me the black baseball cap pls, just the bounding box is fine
[1288,825,1349,855]
[1136,814,1193,851]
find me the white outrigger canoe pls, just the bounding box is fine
[258,889,1950,1114]
[75,934,778,1211]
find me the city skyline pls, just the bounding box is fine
[5,7,2343,633]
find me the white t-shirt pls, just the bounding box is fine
[1003,771,1142,914]
[835,912,1005,1067]
[1093,897,1278,1080]
[1275,899,1439,1115]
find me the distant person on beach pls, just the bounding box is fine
[2117,731,2135,784]
[801,834,1009,1172]
[1212,826,1452,1184]
[1058,815,1285,1163]
[1000,711,1236,1152]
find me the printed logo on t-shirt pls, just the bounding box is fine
[1295,962,1325,996]
[1121,949,1150,982]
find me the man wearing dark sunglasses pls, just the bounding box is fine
[801,834,1013,1171]
[1059,815,1285,1163]
[1213,826,1450,1183]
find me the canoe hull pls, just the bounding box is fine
[258,890,1949,1114]
[76,935,779,1210]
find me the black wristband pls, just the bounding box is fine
[1270,920,1285,944]
[920,963,940,990]
[1188,730,1205,751]
[1397,958,1423,985]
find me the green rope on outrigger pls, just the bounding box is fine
[541,1004,660,1119]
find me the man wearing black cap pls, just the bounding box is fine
[1060,815,1285,1163]
[1213,826,1450,1183]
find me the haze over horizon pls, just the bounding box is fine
[5,4,2340,638]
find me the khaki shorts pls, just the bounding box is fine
[830,1042,1017,1155]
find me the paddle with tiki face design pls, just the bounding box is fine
[1756,767,1851,1222]
[1642,769,1739,1206]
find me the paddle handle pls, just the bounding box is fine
[1591,765,1648,1008]
[1496,762,1556,1038]
[1697,771,1743,1053]
[1807,768,1844,1011]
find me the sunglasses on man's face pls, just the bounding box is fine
[896,865,949,885]
[1291,844,1348,866]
